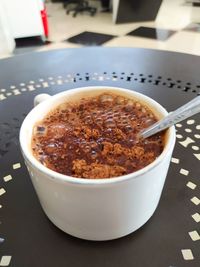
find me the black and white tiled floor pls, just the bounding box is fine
[14,37,52,55]
[3,0,200,58]
[126,26,176,41]
[65,31,116,45]
[14,22,200,55]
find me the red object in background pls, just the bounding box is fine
[41,7,49,38]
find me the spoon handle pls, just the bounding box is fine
[140,96,200,139]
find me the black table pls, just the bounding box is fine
[0,48,200,267]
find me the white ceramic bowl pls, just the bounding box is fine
[20,86,176,241]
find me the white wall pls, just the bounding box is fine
[2,0,44,38]
[0,1,15,56]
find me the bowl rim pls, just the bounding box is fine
[20,86,176,186]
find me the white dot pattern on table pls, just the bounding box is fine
[0,256,12,266]
[12,163,21,169]
[192,146,199,151]
[180,168,189,176]
[179,137,195,147]
[194,153,200,160]
[3,175,12,182]
[176,134,183,139]
[0,188,6,196]
[181,249,194,260]
[42,82,49,88]
[188,231,200,241]
[187,120,195,125]
[191,196,200,205]
[13,89,21,95]
[171,157,180,164]
[191,213,200,223]
[0,94,6,100]
[186,181,197,190]
[28,85,35,91]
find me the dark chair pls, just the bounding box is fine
[63,0,97,17]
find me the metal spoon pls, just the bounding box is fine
[140,96,200,139]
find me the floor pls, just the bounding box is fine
[2,0,200,58]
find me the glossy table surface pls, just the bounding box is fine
[0,47,200,267]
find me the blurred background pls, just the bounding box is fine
[0,0,200,59]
